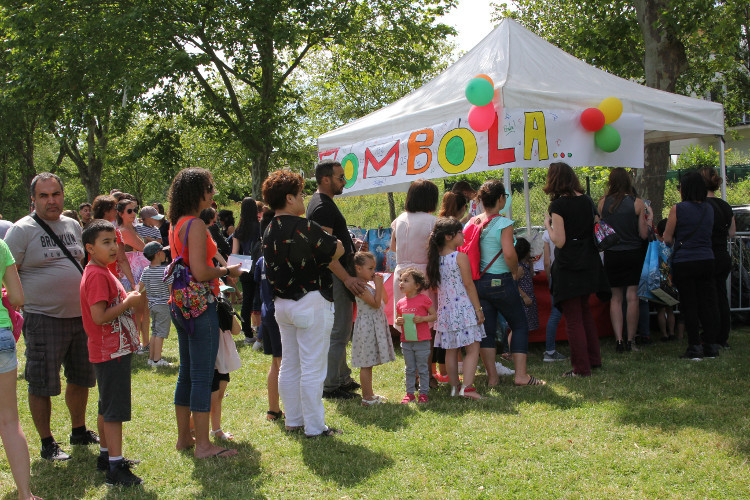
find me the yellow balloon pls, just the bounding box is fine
[598,97,623,125]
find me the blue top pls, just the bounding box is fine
[479,216,515,274]
[673,201,714,263]
[253,256,275,319]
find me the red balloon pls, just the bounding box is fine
[580,108,605,132]
[468,103,496,132]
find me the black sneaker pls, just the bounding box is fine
[97,455,141,472]
[680,345,704,361]
[70,429,99,445]
[105,462,143,487]
[703,344,720,359]
[322,388,357,400]
[615,340,625,353]
[41,441,71,461]
[340,380,361,392]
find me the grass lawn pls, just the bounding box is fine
[2,325,749,499]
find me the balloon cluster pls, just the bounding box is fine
[465,74,497,132]
[580,97,623,152]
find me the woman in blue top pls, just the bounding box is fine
[663,171,720,360]
[472,180,545,386]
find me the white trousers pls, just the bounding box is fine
[274,291,334,436]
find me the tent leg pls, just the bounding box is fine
[503,167,512,219]
[719,135,727,200]
[523,167,531,235]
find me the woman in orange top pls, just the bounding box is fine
[167,168,242,459]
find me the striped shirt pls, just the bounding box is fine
[140,265,172,307]
[135,224,162,243]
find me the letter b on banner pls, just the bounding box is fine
[438,128,477,174]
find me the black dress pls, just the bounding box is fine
[549,195,611,308]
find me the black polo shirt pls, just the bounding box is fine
[306,192,355,265]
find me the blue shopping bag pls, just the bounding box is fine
[366,227,393,272]
[637,241,660,302]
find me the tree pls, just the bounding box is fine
[1,0,172,201]
[495,0,749,217]
[151,0,457,198]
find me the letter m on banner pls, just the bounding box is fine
[364,140,400,179]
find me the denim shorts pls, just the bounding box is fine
[0,327,17,374]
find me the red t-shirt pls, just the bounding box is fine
[169,216,219,296]
[80,263,139,363]
[396,293,433,342]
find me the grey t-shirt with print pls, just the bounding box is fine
[5,214,84,318]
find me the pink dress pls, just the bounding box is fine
[390,211,437,326]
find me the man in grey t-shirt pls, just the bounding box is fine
[5,173,99,461]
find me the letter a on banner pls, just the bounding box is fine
[524,112,549,161]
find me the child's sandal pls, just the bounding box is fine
[459,385,481,400]
[266,410,284,421]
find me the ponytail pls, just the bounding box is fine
[426,217,464,290]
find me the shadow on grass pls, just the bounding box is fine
[29,445,106,499]
[129,355,179,376]
[189,440,265,498]
[551,331,750,457]
[334,397,416,431]
[299,436,393,487]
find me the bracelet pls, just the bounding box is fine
[221,267,228,277]
[475,306,483,311]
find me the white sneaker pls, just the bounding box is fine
[252,340,263,351]
[149,358,172,367]
[495,362,515,376]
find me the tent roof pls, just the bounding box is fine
[318,19,724,151]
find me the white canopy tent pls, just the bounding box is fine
[318,19,726,223]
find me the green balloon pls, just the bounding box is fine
[465,78,494,107]
[595,125,621,152]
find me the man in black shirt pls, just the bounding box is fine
[306,160,367,399]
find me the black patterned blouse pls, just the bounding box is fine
[262,215,339,301]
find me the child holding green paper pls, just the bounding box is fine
[395,268,436,404]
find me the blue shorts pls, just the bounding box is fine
[0,327,17,374]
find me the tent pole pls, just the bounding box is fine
[719,135,727,200]
[523,167,531,235]
[503,167,512,219]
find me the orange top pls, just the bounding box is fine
[169,216,219,296]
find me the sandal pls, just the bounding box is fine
[459,385,482,400]
[361,395,386,406]
[306,427,343,438]
[517,375,546,386]
[210,429,234,441]
[266,410,284,421]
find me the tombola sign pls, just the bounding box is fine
[318,109,644,196]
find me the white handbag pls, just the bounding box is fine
[215,329,241,374]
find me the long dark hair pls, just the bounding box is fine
[234,197,260,243]
[543,162,583,200]
[426,217,464,289]
[604,167,634,214]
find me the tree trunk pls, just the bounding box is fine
[387,192,396,222]
[633,0,688,219]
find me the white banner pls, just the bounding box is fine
[318,109,644,196]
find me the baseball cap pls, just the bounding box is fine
[143,241,167,260]
[140,206,164,220]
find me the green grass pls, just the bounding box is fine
[3,326,750,499]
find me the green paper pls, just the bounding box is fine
[402,313,418,341]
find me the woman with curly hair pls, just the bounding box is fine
[168,168,241,458]
[262,170,345,437]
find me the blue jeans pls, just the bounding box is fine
[475,273,529,354]
[546,305,562,352]
[172,301,220,412]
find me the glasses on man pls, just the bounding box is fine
[331,174,345,182]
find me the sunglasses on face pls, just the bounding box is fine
[126,207,138,214]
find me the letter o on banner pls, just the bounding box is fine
[438,128,477,174]
[341,153,358,188]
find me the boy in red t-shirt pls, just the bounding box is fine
[395,268,436,404]
[80,220,143,487]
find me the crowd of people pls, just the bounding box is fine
[0,160,736,496]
